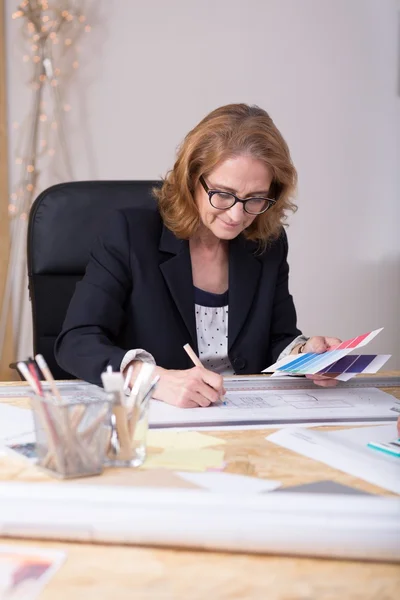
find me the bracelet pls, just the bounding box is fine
[298,342,307,354]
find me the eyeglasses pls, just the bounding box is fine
[199,175,277,215]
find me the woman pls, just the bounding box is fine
[55,103,341,407]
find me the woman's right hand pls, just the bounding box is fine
[152,365,225,408]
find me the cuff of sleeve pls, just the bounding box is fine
[277,335,309,361]
[120,349,156,373]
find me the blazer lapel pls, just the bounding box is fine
[228,235,262,351]
[159,226,198,352]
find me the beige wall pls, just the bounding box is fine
[0,0,15,379]
[5,0,400,367]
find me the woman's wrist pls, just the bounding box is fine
[291,341,307,355]
[123,359,151,391]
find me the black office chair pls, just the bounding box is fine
[27,180,159,379]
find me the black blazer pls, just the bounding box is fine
[55,206,301,385]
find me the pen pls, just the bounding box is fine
[17,361,43,395]
[183,343,226,405]
[128,374,160,437]
[35,354,62,402]
[123,365,134,394]
[17,361,63,471]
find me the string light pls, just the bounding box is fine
[8,0,90,225]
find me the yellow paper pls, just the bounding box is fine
[142,449,225,472]
[147,430,226,450]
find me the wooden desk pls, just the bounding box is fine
[1,377,399,599]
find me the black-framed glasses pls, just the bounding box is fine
[199,175,277,215]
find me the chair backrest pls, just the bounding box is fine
[27,180,159,379]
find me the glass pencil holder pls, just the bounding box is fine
[104,369,159,469]
[104,392,150,468]
[31,394,112,479]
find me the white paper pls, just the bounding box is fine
[176,471,281,494]
[0,405,34,443]
[151,420,396,432]
[149,387,399,428]
[0,482,399,561]
[267,424,400,494]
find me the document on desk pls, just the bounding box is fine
[0,404,34,443]
[2,382,398,431]
[267,424,400,494]
[148,386,400,429]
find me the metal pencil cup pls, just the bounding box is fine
[105,371,159,468]
[31,395,112,479]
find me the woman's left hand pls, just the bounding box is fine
[301,336,342,388]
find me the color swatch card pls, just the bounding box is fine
[263,328,389,379]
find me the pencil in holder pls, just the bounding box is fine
[31,394,112,479]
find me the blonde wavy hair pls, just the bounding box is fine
[154,103,297,249]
